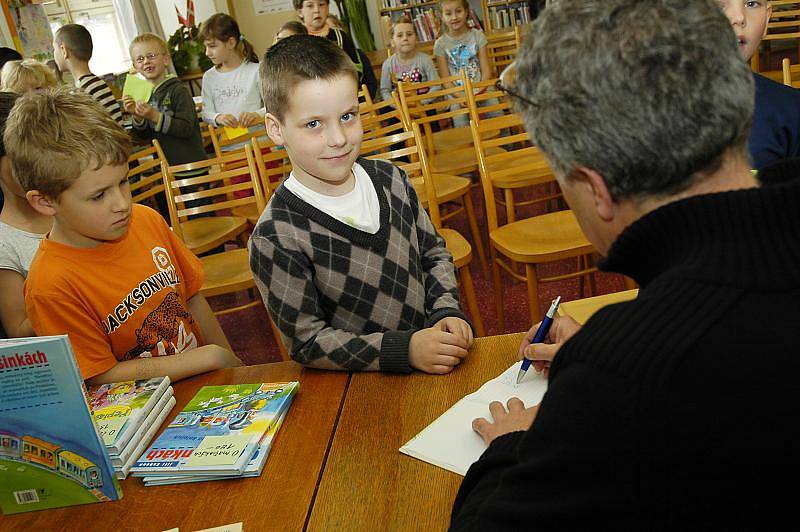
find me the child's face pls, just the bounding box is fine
[718,0,771,61]
[46,163,132,248]
[265,74,362,191]
[392,23,417,55]
[130,41,170,82]
[441,1,468,34]
[204,37,238,66]
[276,29,297,41]
[298,0,329,32]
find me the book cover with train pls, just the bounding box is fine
[0,335,122,515]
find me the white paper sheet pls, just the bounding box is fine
[399,361,548,475]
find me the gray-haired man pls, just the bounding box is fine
[450,0,800,529]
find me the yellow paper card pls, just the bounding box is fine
[223,126,249,141]
[123,74,154,102]
[195,523,244,532]
[184,434,252,467]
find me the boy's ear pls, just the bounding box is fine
[25,190,58,217]
[264,113,286,146]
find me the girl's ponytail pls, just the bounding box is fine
[238,35,258,63]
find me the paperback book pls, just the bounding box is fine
[130,382,299,478]
[0,336,122,515]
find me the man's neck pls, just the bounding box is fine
[68,60,92,80]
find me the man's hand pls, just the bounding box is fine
[517,315,582,377]
[472,397,539,445]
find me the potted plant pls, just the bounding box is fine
[167,23,212,76]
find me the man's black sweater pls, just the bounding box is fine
[451,177,800,530]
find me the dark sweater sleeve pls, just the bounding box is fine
[450,360,639,531]
[154,83,199,139]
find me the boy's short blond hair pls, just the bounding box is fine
[0,59,57,93]
[4,88,132,199]
[260,34,358,122]
[129,33,169,56]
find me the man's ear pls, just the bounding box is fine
[264,113,285,146]
[25,190,58,216]
[571,165,616,222]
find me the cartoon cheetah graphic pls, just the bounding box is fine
[123,292,193,360]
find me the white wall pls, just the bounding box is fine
[154,0,228,39]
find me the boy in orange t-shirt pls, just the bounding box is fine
[6,89,242,384]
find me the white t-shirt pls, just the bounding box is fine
[283,162,381,234]
[0,220,45,276]
[200,61,265,125]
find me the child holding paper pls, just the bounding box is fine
[123,33,206,168]
[199,13,265,147]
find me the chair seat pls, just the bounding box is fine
[430,146,506,174]
[432,125,500,152]
[439,228,472,268]
[490,210,594,263]
[200,248,255,297]
[182,215,248,254]
[231,204,263,226]
[415,173,471,206]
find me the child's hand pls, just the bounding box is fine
[432,316,474,348]
[134,101,159,122]
[216,114,239,127]
[409,326,470,374]
[238,112,261,127]
[122,96,136,115]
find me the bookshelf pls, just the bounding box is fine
[379,0,440,45]
[482,0,531,33]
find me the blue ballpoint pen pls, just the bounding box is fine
[516,296,562,384]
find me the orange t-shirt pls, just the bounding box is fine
[24,204,205,379]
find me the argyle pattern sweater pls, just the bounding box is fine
[249,158,467,372]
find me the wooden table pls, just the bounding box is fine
[306,332,525,532]
[558,289,638,324]
[0,362,349,532]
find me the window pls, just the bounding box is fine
[44,0,130,75]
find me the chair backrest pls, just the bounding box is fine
[470,114,556,231]
[160,145,266,241]
[464,74,512,123]
[751,1,800,70]
[485,27,520,78]
[397,71,470,154]
[250,135,292,204]
[359,121,443,227]
[358,83,374,106]
[782,57,800,87]
[359,91,407,142]
[208,123,270,159]
[128,142,164,205]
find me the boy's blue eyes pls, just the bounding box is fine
[305,113,356,129]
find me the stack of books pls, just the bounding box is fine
[129,382,299,486]
[88,377,176,480]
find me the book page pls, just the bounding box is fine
[400,361,547,476]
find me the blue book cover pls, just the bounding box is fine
[0,335,122,515]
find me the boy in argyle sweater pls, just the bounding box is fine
[249,35,473,373]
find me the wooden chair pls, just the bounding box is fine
[208,123,269,159]
[751,1,800,72]
[485,27,521,78]
[250,135,291,204]
[782,57,800,87]
[358,83,374,106]
[471,118,597,328]
[359,94,489,272]
[128,142,165,207]
[360,122,486,336]
[397,71,503,176]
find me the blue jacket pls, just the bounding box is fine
[749,73,800,170]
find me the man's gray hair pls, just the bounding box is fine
[514,0,754,200]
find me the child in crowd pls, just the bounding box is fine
[294,0,377,97]
[123,33,206,170]
[718,0,800,170]
[10,89,242,384]
[0,59,57,93]
[0,91,51,339]
[199,13,264,136]
[434,0,495,126]
[53,24,124,126]
[276,20,308,42]
[380,16,439,103]
[251,35,473,374]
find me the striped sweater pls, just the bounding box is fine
[77,73,123,126]
[249,158,467,372]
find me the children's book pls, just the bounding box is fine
[0,336,122,515]
[89,377,171,455]
[130,382,299,478]
[117,396,176,480]
[109,386,174,467]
